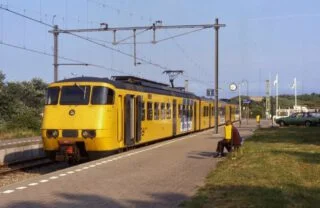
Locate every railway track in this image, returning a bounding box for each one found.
[0,157,56,175]
[0,157,71,188]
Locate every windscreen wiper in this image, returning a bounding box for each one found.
[74,83,87,99]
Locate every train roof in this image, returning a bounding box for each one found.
[56,76,198,99]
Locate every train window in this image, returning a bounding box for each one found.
[154,102,159,120]
[60,85,90,105]
[141,102,145,121]
[147,102,153,120]
[91,86,114,105]
[203,106,206,117]
[219,107,226,116]
[183,105,186,118]
[45,87,59,105]
[161,103,166,120]
[178,104,182,118]
[166,103,171,119]
[186,105,189,118]
[203,106,209,117]
[190,106,193,119]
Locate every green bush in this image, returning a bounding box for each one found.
[6,108,41,131]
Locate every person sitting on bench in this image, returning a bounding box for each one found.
[214,120,242,158]
[214,120,233,158]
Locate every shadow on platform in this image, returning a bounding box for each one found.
[5,191,189,208]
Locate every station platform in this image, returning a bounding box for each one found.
[0,120,266,208]
[0,137,44,165]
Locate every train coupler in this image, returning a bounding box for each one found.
[56,141,81,164]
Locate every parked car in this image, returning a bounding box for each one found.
[275,112,320,127]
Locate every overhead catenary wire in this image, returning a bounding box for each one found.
[0,5,172,71]
[66,31,173,71]
[115,28,151,44]
[0,5,53,28]
[0,3,101,28]
[156,28,207,43]
[0,5,216,88]
[0,41,130,76]
[165,30,212,80]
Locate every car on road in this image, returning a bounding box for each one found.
[275,112,320,127]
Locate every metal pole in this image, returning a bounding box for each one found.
[53,25,59,82]
[213,18,226,134]
[294,77,297,107]
[214,19,219,134]
[247,81,249,124]
[243,80,249,125]
[276,78,278,117]
[133,29,137,66]
[239,84,242,122]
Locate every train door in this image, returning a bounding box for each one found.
[117,95,123,145]
[172,99,177,136]
[124,94,135,146]
[135,96,142,142]
[209,104,212,127]
[199,101,202,129]
[194,102,197,131]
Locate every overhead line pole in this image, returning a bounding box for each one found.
[214,18,226,134]
[53,25,59,82]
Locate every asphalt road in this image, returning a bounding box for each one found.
[0,120,261,208]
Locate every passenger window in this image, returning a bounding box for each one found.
[203,106,208,117]
[161,103,166,120]
[179,104,182,118]
[141,102,145,121]
[183,105,186,118]
[166,103,171,119]
[147,102,153,120]
[154,102,159,120]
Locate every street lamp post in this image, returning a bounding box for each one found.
[242,80,249,124]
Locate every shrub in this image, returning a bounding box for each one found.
[6,108,41,131]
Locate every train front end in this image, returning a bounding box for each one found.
[41,79,117,163]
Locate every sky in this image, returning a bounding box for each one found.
[0,0,319,98]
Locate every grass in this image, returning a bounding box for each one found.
[181,127,320,208]
[0,129,40,140]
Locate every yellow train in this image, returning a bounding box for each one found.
[42,76,239,163]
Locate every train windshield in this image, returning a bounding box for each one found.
[45,87,60,105]
[91,86,114,105]
[60,85,90,105]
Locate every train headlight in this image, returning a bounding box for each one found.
[82,130,96,139]
[46,130,59,139]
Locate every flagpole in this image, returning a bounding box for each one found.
[276,74,278,116]
[294,78,297,107]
